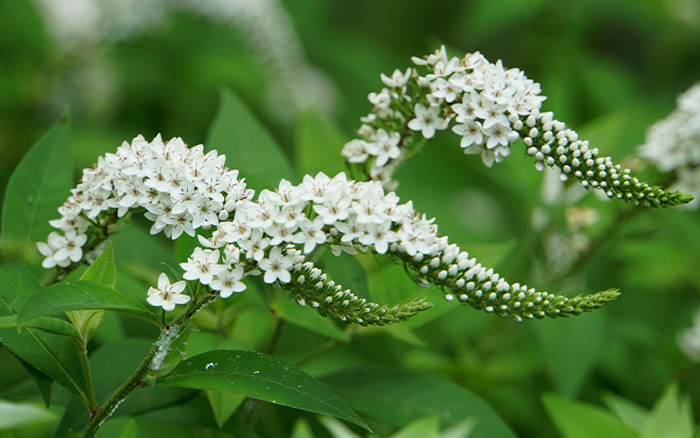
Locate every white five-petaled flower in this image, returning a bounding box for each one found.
[380,68,412,88]
[259,247,293,284]
[210,268,246,298]
[407,104,446,139]
[180,247,225,285]
[147,273,190,311]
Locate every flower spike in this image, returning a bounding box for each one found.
[343,46,692,208]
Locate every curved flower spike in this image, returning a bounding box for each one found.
[343,46,692,208]
[181,172,619,322]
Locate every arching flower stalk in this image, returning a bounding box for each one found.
[178,172,620,322]
[342,46,692,208]
[638,83,700,209]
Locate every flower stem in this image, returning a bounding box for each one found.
[81,293,217,437]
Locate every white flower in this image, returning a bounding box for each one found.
[358,223,398,254]
[53,230,87,263]
[210,268,246,298]
[147,273,190,311]
[407,104,446,139]
[380,68,411,88]
[293,217,327,253]
[452,120,484,148]
[259,247,293,284]
[180,248,225,285]
[372,129,402,166]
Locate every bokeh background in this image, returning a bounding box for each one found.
[1,0,700,436]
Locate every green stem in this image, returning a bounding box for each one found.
[75,340,98,415]
[81,293,217,437]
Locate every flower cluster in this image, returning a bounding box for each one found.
[343,47,692,208]
[175,172,619,322]
[638,83,700,208]
[37,134,252,269]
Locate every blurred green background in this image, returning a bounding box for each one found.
[1,0,700,436]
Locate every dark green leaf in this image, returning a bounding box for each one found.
[206,88,294,191]
[18,280,161,327]
[14,356,53,408]
[295,110,347,177]
[543,393,637,438]
[322,365,515,437]
[0,263,88,404]
[1,109,73,245]
[158,349,368,430]
[0,315,81,340]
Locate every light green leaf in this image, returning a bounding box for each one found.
[323,366,515,437]
[602,392,649,433]
[291,418,315,438]
[0,401,56,430]
[542,393,637,438]
[146,329,191,379]
[0,263,88,404]
[641,384,694,438]
[272,296,349,342]
[318,416,363,438]
[206,391,245,428]
[295,110,347,177]
[389,417,440,438]
[158,349,369,430]
[18,280,161,327]
[534,310,604,397]
[68,241,117,341]
[0,315,81,340]
[1,108,73,245]
[206,88,294,191]
[80,241,116,288]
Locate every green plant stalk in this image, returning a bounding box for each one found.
[75,339,98,415]
[81,292,218,437]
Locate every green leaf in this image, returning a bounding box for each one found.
[272,296,349,342]
[68,241,117,341]
[0,315,81,340]
[291,418,315,438]
[602,392,649,433]
[14,356,53,408]
[320,252,370,299]
[542,393,637,438]
[318,416,363,438]
[0,263,88,404]
[158,349,369,430]
[641,384,694,438]
[18,280,161,327]
[534,310,604,397]
[323,366,515,437]
[389,417,440,438]
[80,241,116,288]
[1,109,73,245]
[206,88,294,191]
[206,391,245,428]
[295,110,347,177]
[0,401,56,430]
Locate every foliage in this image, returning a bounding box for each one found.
[1,1,700,437]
